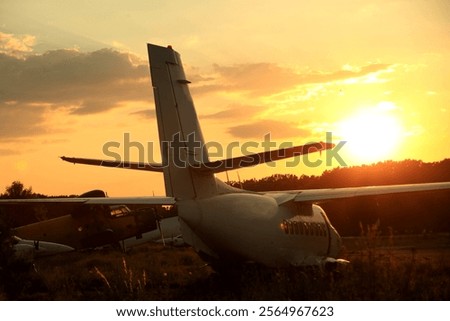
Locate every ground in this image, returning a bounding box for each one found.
[1,233,450,300]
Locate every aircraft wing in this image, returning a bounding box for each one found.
[0,196,175,205]
[290,182,450,203]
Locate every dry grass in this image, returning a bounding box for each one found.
[1,234,450,300]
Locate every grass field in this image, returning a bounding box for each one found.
[2,233,450,300]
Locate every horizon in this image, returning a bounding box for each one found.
[3,157,450,197]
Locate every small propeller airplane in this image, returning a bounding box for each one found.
[2,44,450,267]
[4,190,177,251]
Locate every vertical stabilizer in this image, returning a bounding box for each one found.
[148,44,216,199]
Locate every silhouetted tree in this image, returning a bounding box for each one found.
[2,181,33,199]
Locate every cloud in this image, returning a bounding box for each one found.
[0,32,36,58]
[228,120,311,139]
[201,104,262,120]
[0,48,150,111]
[0,44,393,142]
[193,62,392,97]
[129,109,156,119]
[0,148,21,156]
[0,47,154,140]
[212,63,301,96]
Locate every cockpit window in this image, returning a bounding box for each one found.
[281,219,327,237]
[110,205,132,217]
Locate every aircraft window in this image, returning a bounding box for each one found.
[283,220,289,234]
[320,224,326,237]
[110,205,132,217]
[299,222,304,235]
[295,222,300,234]
[282,220,303,235]
[288,222,294,235]
[282,220,320,236]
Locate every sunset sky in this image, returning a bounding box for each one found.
[1,0,449,196]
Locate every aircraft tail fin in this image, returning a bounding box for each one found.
[148,44,217,199]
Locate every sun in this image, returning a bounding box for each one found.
[337,104,404,164]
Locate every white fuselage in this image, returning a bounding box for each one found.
[178,191,342,267]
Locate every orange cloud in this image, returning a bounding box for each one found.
[0,48,149,108]
[0,32,36,58]
[228,119,310,139]
[0,48,152,139]
[201,104,263,120]
[191,62,393,97]
[0,45,393,142]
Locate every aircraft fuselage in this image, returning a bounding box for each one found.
[178,191,342,267]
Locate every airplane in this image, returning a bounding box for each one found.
[4,189,177,251]
[1,43,450,268]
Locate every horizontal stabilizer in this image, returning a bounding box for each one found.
[61,141,333,174]
[61,156,164,172]
[197,141,334,173]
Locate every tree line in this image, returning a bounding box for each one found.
[229,159,450,191]
[1,159,450,235]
